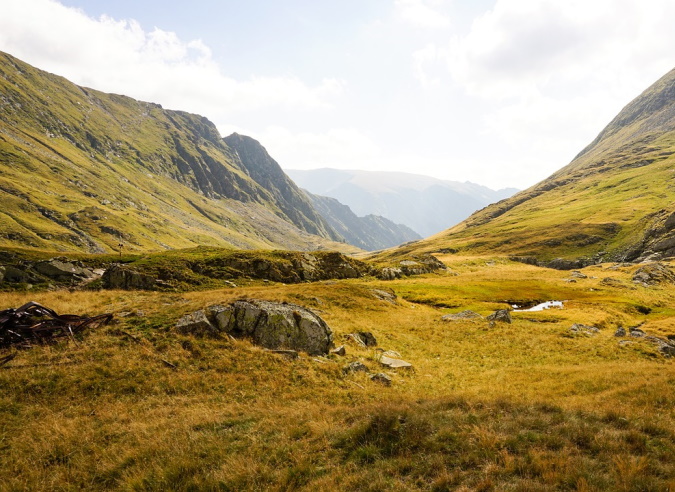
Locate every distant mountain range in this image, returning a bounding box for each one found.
[285,168,518,237]
[391,65,675,266]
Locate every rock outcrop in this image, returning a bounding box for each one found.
[176,299,334,355]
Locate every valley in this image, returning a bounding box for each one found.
[0,50,674,491]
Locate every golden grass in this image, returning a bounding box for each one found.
[1,257,674,490]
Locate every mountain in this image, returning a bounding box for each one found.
[0,51,354,253]
[393,66,675,265]
[285,168,518,237]
[303,191,421,251]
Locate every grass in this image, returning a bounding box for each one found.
[1,256,674,490]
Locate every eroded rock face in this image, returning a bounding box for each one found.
[215,299,333,355]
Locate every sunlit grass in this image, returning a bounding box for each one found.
[0,257,674,490]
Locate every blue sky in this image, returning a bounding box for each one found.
[1,0,674,189]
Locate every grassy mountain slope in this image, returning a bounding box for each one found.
[392,67,675,264]
[0,51,348,253]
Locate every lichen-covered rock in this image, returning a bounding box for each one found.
[344,361,368,373]
[379,267,402,280]
[369,373,392,386]
[215,299,333,355]
[175,310,218,336]
[569,323,599,335]
[487,309,512,323]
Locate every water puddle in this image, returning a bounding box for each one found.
[512,301,564,312]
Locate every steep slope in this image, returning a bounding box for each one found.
[0,51,348,253]
[305,192,421,251]
[222,133,340,241]
[286,168,517,237]
[394,66,675,265]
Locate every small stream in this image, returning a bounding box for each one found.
[512,300,564,312]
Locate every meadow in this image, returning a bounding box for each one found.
[0,255,674,491]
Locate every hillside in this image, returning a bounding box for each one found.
[390,66,675,265]
[304,192,421,251]
[286,168,518,237]
[0,51,351,253]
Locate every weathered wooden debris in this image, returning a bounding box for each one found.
[0,301,112,348]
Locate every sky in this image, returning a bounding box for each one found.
[1,0,674,190]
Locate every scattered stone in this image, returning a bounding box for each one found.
[487,309,512,324]
[564,279,577,283]
[357,331,377,347]
[344,333,366,347]
[331,345,346,356]
[614,326,626,337]
[379,267,402,280]
[569,323,599,335]
[369,373,392,386]
[371,288,397,304]
[600,277,625,288]
[442,310,483,321]
[629,327,646,338]
[344,361,368,373]
[618,340,635,346]
[570,271,588,279]
[175,310,218,337]
[632,262,675,286]
[379,355,413,369]
[224,280,237,288]
[213,299,333,355]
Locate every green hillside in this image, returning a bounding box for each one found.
[392,67,675,265]
[0,52,348,254]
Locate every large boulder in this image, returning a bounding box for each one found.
[214,299,333,355]
[34,259,94,282]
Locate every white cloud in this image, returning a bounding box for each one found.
[0,0,343,118]
[234,126,383,170]
[394,0,451,29]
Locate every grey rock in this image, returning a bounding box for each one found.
[614,326,626,337]
[331,345,346,356]
[632,262,675,286]
[570,323,599,335]
[3,266,31,283]
[379,267,402,280]
[369,373,392,386]
[371,288,397,304]
[102,265,158,290]
[344,361,368,373]
[357,331,377,347]
[547,258,583,270]
[34,259,93,281]
[214,299,333,355]
[379,355,412,369]
[0,266,5,283]
[630,328,646,337]
[442,310,483,321]
[487,309,512,323]
[176,310,218,336]
[344,333,366,347]
[570,271,588,279]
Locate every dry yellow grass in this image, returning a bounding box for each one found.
[0,256,674,490]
